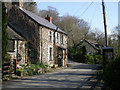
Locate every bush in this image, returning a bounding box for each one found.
[86,55,94,64]
[103,57,120,90]
[95,55,102,64]
[85,55,102,64]
[28,63,38,75]
[17,63,49,76]
[16,69,24,76]
[26,68,33,76]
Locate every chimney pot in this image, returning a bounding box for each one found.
[12,0,22,8]
[19,0,22,8]
[45,15,52,23]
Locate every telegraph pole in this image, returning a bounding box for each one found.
[102,0,108,47]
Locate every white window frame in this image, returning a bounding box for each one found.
[61,35,64,45]
[48,46,53,61]
[48,31,52,42]
[56,32,60,43]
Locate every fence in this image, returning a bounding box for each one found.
[2,59,17,80]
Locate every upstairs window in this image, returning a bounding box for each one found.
[57,33,59,43]
[49,31,52,42]
[61,35,64,45]
[8,40,15,52]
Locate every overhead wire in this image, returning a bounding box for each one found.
[89,2,99,30]
[78,1,94,19]
[73,3,88,16]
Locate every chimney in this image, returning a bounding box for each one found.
[45,15,52,23]
[12,0,22,8]
[19,0,22,8]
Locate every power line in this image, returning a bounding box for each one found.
[78,1,94,18]
[89,2,98,29]
[73,3,87,16]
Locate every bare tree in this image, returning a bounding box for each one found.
[39,7,90,47]
[87,29,105,46]
[110,26,120,57]
[23,2,37,13]
[5,1,37,13]
[56,15,90,47]
[38,6,60,24]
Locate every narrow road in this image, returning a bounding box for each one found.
[3,61,102,89]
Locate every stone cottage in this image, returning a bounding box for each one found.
[7,2,68,67]
[7,25,27,65]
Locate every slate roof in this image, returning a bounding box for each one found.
[75,39,100,51]
[7,26,24,40]
[20,8,66,35]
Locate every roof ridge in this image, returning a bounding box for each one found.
[19,7,66,34]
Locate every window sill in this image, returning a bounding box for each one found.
[49,60,53,61]
[8,51,15,52]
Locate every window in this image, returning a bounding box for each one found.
[49,47,53,61]
[8,40,15,52]
[61,35,64,45]
[57,33,59,43]
[49,31,52,42]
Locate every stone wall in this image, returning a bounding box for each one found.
[40,27,54,65]
[8,6,40,63]
[18,40,27,64]
[40,27,68,66]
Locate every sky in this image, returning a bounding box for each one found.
[36,1,118,35]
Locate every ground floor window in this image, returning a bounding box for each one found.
[49,47,53,61]
[8,40,15,52]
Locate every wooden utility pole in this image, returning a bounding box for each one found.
[102,0,108,47]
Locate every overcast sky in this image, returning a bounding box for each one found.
[36,1,118,35]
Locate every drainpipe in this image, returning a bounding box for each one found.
[53,27,58,64]
[40,27,43,64]
[16,40,18,62]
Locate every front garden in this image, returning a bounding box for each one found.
[16,63,49,77]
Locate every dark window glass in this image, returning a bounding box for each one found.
[8,40,15,52]
[49,31,52,42]
[50,47,52,60]
[61,35,64,45]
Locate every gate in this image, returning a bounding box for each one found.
[2,59,17,80]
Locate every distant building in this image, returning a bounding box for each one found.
[76,39,102,55]
[7,1,68,67]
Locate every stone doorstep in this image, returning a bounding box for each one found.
[94,86,102,90]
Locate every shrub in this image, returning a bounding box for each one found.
[16,63,49,76]
[26,68,33,76]
[95,55,102,64]
[16,69,24,76]
[103,57,120,90]
[85,55,102,64]
[85,55,94,64]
